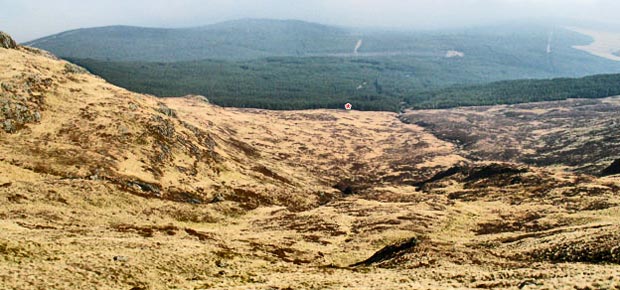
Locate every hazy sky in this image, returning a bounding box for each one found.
[2,0,619,42]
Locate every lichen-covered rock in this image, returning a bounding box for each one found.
[3,119,15,133]
[0,101,42,133]
[24,74,53,99]
[0,31,17,49]
[157,104,177,118]
[1,82,15,92]
[64,63,88,74]
[186,95,210,103]
[1,77,46,133]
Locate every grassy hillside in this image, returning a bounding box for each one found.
[4,39,620,289]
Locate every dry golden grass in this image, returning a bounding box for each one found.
[1,43,620,289]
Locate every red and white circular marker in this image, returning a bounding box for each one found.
[344,103,352,110]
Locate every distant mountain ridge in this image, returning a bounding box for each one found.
[26,19,357,61]
[22,19,605,61]
[24,18,620,111]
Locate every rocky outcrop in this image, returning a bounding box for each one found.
[350,237,419,267]
[0,31,17,49]
[601,159,620,176]
[0,103,41,133]
[0,74,51,133]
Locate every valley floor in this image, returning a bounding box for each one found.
[2,160,620,289]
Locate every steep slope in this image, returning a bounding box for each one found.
[1,34,620,289]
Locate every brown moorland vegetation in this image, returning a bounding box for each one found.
[1,33,619,289]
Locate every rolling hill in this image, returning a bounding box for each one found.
[25,19,620,110]
[25,19,355,61]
